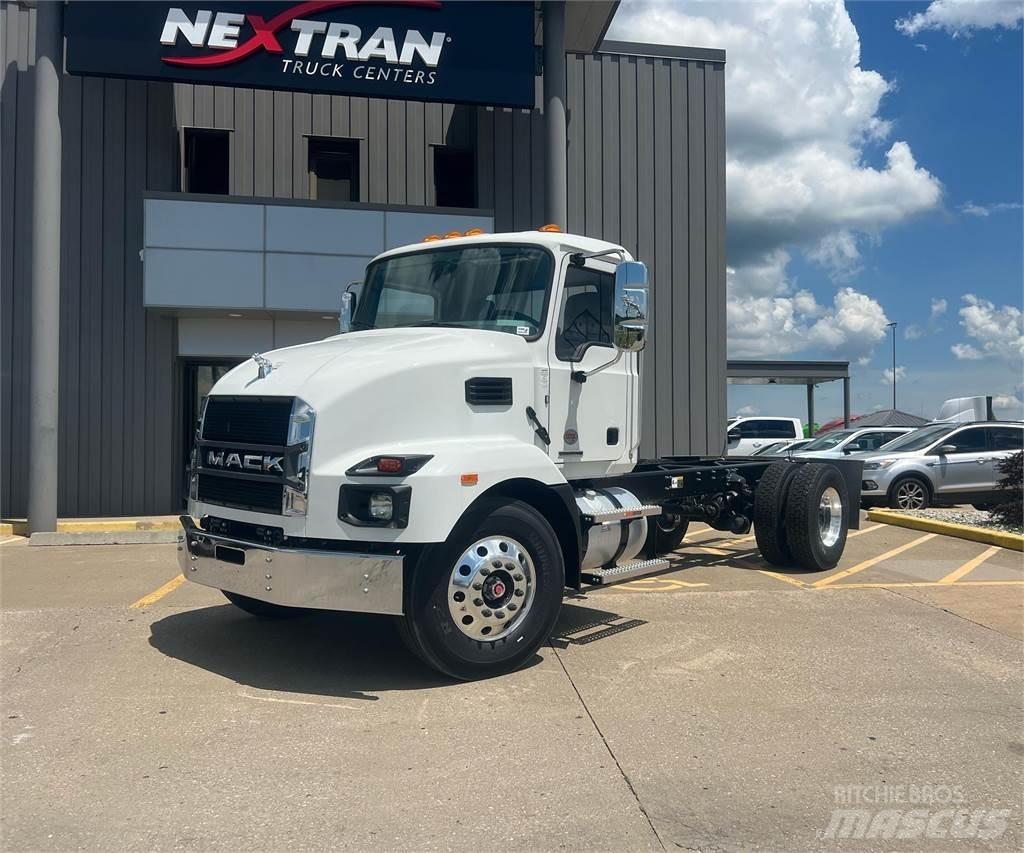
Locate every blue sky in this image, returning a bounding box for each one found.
[611,1,1024,424]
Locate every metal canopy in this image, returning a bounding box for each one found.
[727,360,851,435]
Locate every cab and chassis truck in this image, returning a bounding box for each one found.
[179,230,861,680]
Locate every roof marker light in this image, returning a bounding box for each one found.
[423,234,442,242]
[538,224,562,233]
[464,227,484,236]
[444,230,463,239]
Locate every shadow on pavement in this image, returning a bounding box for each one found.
[149,601,643,698]
[149,605,456,699]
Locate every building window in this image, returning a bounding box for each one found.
[433,147,476,208]
[309,138,360,202]
[183,128,229,195]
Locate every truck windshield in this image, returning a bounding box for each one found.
[353,245,554,338]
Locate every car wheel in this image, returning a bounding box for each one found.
[784,463,849,571]
[397,497,565,681]
[888,476,930,510]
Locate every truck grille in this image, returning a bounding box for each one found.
[195,396,303,515]
[196,474,283,514]
[202,397,293,445]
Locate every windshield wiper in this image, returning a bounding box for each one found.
[393,321,466,329]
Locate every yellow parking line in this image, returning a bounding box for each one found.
[938,546,1001,584]
[695,546,732,556]
[758,570,807,588]
[819,580,1024,590]
[848,524,882,539]
[814,533,937,587]
[130,574,185,609]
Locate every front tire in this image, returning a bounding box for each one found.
[398,497,565,681]
[888,476,931,510]
[784,463,849,571]
[222,590,304,619]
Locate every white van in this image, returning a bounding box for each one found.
[726,417,804,456]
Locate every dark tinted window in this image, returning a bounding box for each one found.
[309,137,359,201]
[987,427,1024,451]
[557,266,614,360]
[941,428,987,453]
[434,147,476,208]
[184,128,229,195]
[733,420,796,439]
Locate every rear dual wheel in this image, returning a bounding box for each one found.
[398,497,565,681]
[754,461,849,571]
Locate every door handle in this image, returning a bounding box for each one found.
[976,458,988,464]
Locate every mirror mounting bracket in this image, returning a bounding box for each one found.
[569,247,628,267]
[571,349,624,383]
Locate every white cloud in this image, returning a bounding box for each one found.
[959,201,1023,217]
[931,298,948,321]
[951,295,1024,361]
[882,366,907,384]
[736,404,760,417]
[727,286,889,361]
[905,324,924,340]
[896,0,1024,37]
[611,0,942,364]
[992,388,1024,419]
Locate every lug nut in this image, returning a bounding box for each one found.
[472,582,483,591]
[480,568,491,576]
[507,603,517,611]
[473,598,483,607]
[482,609,493,617]
[494,610,505,619]
[514,589,524,597]
[513,573,523,581]
[492,559,502,568]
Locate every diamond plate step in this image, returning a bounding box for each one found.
[581,557,671,586]
[582,505,662,525]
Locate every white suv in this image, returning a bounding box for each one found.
[726,417,803,456]
[860,422,1024,509]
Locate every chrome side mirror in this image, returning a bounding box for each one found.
[339,281,360,333]
[613,261,648,352]
[937,444,957,455]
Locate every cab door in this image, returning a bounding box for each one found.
[546,258,637,477]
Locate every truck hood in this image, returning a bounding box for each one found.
[212,327,533,400]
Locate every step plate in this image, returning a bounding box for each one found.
[583,505,662,525]
[581,557,671,586]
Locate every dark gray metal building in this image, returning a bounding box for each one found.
[1,1,726,518]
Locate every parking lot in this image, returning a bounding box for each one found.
[2,517,1022,851]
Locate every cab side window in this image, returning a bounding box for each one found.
[942,428,987,453]
[556,266,614,360]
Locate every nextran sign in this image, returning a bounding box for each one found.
[65,1,536,108]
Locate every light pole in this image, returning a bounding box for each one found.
[886,322,897,410]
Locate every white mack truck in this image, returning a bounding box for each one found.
[179,228,861,680]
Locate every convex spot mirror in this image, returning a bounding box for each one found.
[339,281,361,333]
[614,260,648,352]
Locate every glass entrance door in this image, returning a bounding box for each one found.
[181,360,242,506]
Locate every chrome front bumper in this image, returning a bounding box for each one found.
[177,517,404,615]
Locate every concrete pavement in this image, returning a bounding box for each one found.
[1,522,1021,851]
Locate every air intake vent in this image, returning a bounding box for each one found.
[202,396,294,445]
[465,377,513,407]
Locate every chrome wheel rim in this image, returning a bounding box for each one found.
[895,481,926,510]
[447,536,536,642]
[818,487,843,548]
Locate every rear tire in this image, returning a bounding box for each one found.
[888,476,931,510]
[640,512,689,558]
[784,464,849,571]
[754,462,799,566]
[398,497,565,681]
[222,590,305,619]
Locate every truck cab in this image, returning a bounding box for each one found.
[180,229,861,680]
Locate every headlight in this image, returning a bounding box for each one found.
[864,458,896,471]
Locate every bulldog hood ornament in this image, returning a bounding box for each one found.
[252,352,274,379]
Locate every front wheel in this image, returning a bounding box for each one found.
[398,497,565,681]
[888,476,930,510]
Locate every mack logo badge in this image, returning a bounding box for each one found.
[206,450,285,473]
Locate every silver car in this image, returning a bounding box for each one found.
[859,421,1024,509]
[793,426,915,460]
